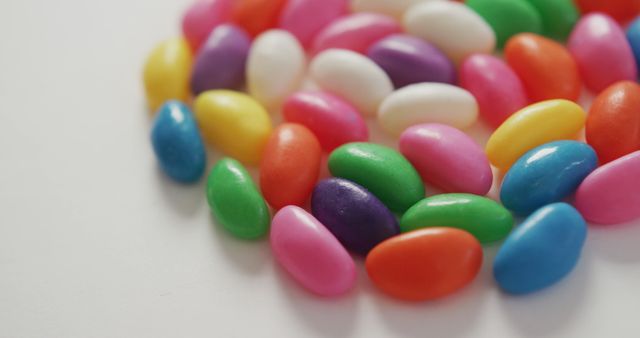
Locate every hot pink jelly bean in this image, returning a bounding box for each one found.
[311,13,402,55]
[270,206,356,297]
[399,123,493,196]
[181,0,234,51]
[568,13,637,93]
[574,151,640,225]
[282,91,369,152]
[460,54,528,128]
[278,0,348,49]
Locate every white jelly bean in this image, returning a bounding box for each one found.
[351,0,443,20]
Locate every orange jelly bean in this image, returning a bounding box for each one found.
[231,0,288,37]
[586,81,640,164]
[260,123,322,209]
[575,0,640,24]
[505,33,582,102]
[365,227,482,301]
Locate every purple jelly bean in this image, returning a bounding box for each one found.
[311,178,399,255]
[190,24,251,95]
[367,34,456,88]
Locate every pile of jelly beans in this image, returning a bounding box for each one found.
[144,0,640,301]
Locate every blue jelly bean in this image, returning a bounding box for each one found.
[151,100,207,183]
[493,203,587,294]
[627,17,640,73]
[500,140,597,215]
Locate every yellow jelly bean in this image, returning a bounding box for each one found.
[143,37,192,112]
[194,90,272,165]
[486,99,586,171]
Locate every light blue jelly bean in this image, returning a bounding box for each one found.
[151,100,207,183]
[627,16,640,74]
[500,140,597,215]
[493,203,587,294]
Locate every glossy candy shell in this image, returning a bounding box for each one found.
[466,0,542,48]
[143,38,192,111]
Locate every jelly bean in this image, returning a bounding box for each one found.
[194,90,272,165]
[378,83,478,136]
[404,1,495,63]
[366,227,482,301]
[181,0,234,51]
[628,17,640,70]
[401,194,513,243]
[271,206,356,296]
[523,0,578,41]
[142,37,192,111]
[460,54,528,128]
[310,49,393,116]
[568,14,637,93]
[351,0,444,20]
[485,100,586,171]
[311,178,400,255]
[311,13,402,55]
[260,124,322,209]
[282,91,368,152]
[494,203,587,294]
[466,0,542,48]
[501,141,597,215]
[586,81,640,164]
[574,151,640,225]
[367,34,456,88]
[247,30,306,109]
[278,0,348,49]
[151,101,206,183]
[231,0,288,37]
[505,33,581,102]
[328,143,424,213]
[399,124,492,195]
[575,0,640,24]
[206,158,270,239]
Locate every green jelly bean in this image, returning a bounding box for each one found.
[467,0,542,48]
[400,193,514,243]
[328,142,424,213]
[525,0,578,41]
[206,158,270,239]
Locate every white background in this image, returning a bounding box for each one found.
[1,0,640,337]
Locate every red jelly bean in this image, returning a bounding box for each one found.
[586,81,640,164]
[575,0,640,24]
[231,0,288,37]
[260,123,322,209]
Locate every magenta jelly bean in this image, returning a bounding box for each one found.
[278,0,348,49]
[181,0,234,51]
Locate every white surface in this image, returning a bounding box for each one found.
[1,1,640,337]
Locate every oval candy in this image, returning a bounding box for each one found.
[501,141,598,215]
[400,194,513,243]
[523,0,578,41]
[282,91,368,152]
[181,0,234,51]
[271,206,356,296]
[278,0,348,49]
[207,158,270,239]
[574,151,640,225]
[378,83,478,136]
[494,203,587,294]
[310,49,393,116]
[190,24,251,95]
[460,54,528,128]
[485,99,586,171]
[367,34,456,88]
[247,30,306,109]
[311,178,400,255]
[231,0,288,37]
[628,17,640,71]
[399,123,492,195]
[194,90,272,165]
[328,143,424,213]
[143,37,192,112]
[151,101,206,183]
[575,0,640,24]
[260,123,322,209]
[466,0,543,48]
[351,0,444,20]
[366,227,483,301]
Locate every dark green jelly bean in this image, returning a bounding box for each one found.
[328,143,424,213]
[525,0,579,40]
[400,193,514,243]
[467,0,543,48]
[206,158,270,239]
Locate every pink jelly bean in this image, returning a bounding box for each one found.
[181,0,234,51]
[460,54,528,128]
[278,0,348,49]
[574,151,640,225]
[399,123,493,195]
[270,206,356,296]
[310,13,402,55]
[568,13,637,93]
[282,91,369,152]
